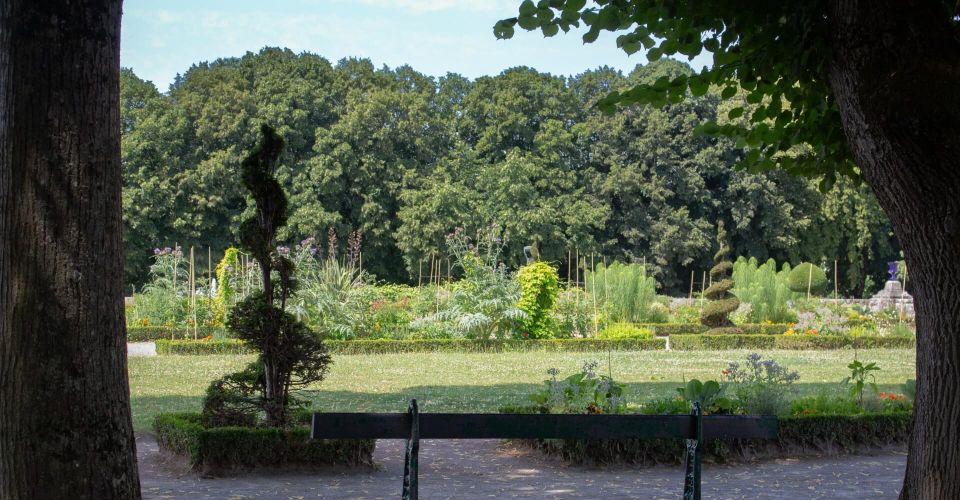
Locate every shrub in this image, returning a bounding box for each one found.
[412,226,526,339]
[597,323,654,340]
[153,412,374,474]
[731,257,798,323]
[550,287,594,338]
[127,326,224,342]
[723,353,799,416]
[788,262,828,296]
[586,261,661,323]
[701,222,740,332]
[202,125,332,428]
[516,261,560,339]
[668,334,914,350]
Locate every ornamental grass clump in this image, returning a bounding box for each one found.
[701,221,741,334]
[201,125,331,428]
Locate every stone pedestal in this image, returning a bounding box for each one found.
[868,280,914,315]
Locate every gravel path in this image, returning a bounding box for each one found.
[137,434,905,499]
[128,342,157,357]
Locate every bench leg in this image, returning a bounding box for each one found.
[402,399,420,500]
[683,402,702,500]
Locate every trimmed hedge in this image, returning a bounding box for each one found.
[669,334,915,350]
[640,323,789,336]
[156,337,667,355]
[127,326,224,342]
[500,406,910,465]
[153,412,374,474]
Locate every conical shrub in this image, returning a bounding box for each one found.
[701,221,741,334]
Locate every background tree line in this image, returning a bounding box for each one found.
[121,47,898,296]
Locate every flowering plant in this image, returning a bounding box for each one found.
[529,361,627,414]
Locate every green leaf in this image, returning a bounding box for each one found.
[695,122,720,135]
[721,86,737,99]
[689,77,708,97]
[582,29,600,43]
[727,107,744,119]
[542,23,559,37]
[519,0,537,16]
[647,47,663,61]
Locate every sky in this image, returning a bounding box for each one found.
[121,0,710,92]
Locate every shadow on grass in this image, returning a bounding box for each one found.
[132,381,910,432]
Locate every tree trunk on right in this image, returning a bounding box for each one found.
[829,2,960,498]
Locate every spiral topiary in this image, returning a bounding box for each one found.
[700,221,741,334]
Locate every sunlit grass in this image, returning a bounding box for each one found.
[129,348,916,431]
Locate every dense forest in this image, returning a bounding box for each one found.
[121,47,898,296]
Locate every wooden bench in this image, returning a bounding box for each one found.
[311,400,778,499]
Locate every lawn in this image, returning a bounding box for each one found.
[129,348,916,431]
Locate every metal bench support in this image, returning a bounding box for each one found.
[683,402,703,500]
[402,399,420,500]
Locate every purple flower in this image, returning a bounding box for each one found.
[153,248,161,255]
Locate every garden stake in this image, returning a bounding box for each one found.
[689,270,694,300]
[591,253,598,337]
[807,263,813,300]
[834,260,840,315]
[699,271,706,315]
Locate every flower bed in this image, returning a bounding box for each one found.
[153,412,374,475]
[499,406,910,465]
[127,326,223,342]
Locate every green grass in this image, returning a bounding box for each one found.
[129,348,916,431]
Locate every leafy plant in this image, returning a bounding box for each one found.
[788,262,828,296]
[412,226,526,339]
[676,379,733,414]
[723,353,799,415]
[586,261,660,323]
[516,261,560,338]
[597,323,654,340]
[842,358,881,407]
[529,361,627,414]
[731,257,798,323]
[701,221,740,333]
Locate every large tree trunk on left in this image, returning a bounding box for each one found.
[829,1,960,498]
[0,1,141,498]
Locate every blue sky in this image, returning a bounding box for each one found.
[121,0,710,91]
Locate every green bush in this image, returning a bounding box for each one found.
[788,263,828,296]
[732,257,798,323]
[152,412,374,474]
[516,261,560,339]
[156,337,667,355]
[500,410,910,464]
[586,261,661,323]
[670,334,915,350]
[597,323,654,340]
[701,222,739,331]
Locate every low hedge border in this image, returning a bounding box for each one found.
[669,334,915,350]
[155,337,667,355]
[127,326,223,342]
[644,323,789,336]
[500,406,910,465]
[131,323,788,342]
[153,412,375,475]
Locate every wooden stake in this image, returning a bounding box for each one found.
[591,253,598,336]
[806,263,814,300]
[700,271,707,315]
[417,259,423,289]
[602,256,609,310]
[688,270,695,301]
[567,249,572,287]
[575,248,580,287]
[834,260,839,314]
[190,246,197,340]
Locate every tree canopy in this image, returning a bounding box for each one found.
[120,48,899,295]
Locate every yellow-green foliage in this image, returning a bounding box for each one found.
[586,261,660,323]
[597,323,655,340]
[213,247,240,324]
[516,261,560,338]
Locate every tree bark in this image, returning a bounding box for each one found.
[0,1,140,498]
[829,2,960,498]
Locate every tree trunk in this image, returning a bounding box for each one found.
[0,1,140,498]
[829,2,960,498]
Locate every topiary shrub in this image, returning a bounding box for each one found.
[701,221,741,334]
[516,261,560,338]
[201,125,332,428]
[597,323,654,340]
[788,262,828,296]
